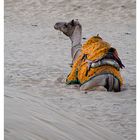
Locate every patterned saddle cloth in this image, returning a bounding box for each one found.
[66,35,125,86]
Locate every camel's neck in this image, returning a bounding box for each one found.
[70,25,82,61]
[70,25,82,47]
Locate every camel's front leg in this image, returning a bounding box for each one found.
[80,74,120,92]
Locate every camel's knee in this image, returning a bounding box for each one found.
[80,84,88,91]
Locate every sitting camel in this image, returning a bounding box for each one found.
[54,19,125,92]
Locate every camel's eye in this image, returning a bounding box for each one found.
[64,23,68,27]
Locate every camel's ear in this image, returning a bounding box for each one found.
[71,19,75,26]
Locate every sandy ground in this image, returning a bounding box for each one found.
[4,0,136,140]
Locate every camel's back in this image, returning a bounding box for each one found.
[82,36,111,61]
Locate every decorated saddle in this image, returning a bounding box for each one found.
[66,35,125,86]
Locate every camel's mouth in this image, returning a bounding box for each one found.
[54,22,65,30]
[54,22,68,31]
[54,24,59,30]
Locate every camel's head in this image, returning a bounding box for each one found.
[54,19,81,37]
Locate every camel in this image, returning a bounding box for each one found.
[54,19,124,92]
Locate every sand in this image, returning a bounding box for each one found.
[4,0,136,140]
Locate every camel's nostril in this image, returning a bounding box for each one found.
[54,24,57,29]
[54,23,59,29]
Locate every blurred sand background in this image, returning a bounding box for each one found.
[4,0,136,140]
